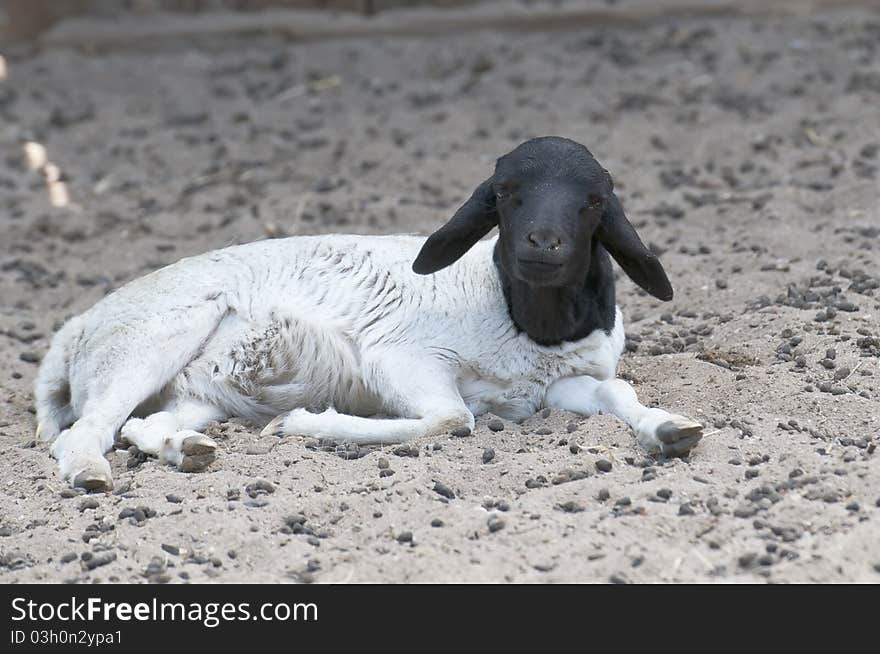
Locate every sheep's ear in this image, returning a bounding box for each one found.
[412,177,498,274]
[597,192,674,301]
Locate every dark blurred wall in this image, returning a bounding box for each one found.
[0,0,475,41]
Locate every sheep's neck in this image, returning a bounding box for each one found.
[493,240,616,346]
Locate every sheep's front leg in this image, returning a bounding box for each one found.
[262,355,473,444]
[545,375,703,456]
[120,400,225,472]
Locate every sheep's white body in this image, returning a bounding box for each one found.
[36,234,700,490]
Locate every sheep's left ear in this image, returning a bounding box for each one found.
[596,191,674,301]
[412,177,497,274]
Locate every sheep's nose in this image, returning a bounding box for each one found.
[527,231,562,251]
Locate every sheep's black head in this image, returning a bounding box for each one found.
[412,136,673,301]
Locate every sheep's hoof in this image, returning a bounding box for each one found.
[656,419,703,457]
[260,414,286,438]
[73,469,113,493]
[178,435,217,473]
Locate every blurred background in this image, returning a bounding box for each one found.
[3,0,474,41]
[1,0,878,308]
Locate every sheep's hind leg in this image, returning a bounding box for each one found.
[51,423,115,492]
[121,400,224,472]
[51,300,230,490]
[261,355,473,444]
[261,406,470,444]
[545,375,703,457]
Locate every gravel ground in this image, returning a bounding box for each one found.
[0,3,879,583]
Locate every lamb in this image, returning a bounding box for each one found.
[35,136,703,491]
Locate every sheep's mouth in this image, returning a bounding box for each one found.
[516,258,565,283]
[518,258,563,271]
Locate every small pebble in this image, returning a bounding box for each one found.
[245,480,275,498]
[433,481,455,499]
[78,498,99,512]
[738,552,757,568]
[83,552,116,571]
[556,500,585,513]
[487,517,505,533]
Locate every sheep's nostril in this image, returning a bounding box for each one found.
[527,232,562,251]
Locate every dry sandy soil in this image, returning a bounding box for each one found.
[1,2,879,584]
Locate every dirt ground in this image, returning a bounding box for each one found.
[1,2,879,584]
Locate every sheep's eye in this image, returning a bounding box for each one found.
[587,194,603,210]
[495,188,511,200]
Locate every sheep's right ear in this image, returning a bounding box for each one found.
[412,178,498,274]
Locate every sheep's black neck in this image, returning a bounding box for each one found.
[493,239,616,346]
